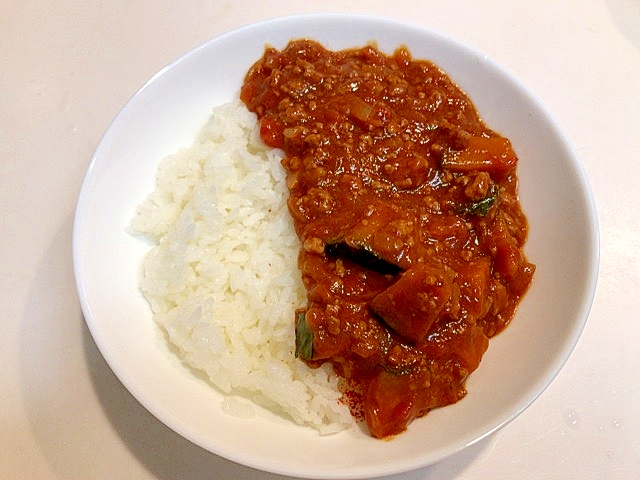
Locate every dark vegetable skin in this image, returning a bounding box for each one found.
[325,241,402,276]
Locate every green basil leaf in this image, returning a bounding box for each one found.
[458,184,499,216]
[295,310,314,360]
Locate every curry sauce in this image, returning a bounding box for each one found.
[241,39,534,438]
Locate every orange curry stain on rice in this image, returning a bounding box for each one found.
[241,40,534,438]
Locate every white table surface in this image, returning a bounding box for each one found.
[2,1,639,478]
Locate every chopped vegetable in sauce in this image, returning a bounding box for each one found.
[241,39,535,438]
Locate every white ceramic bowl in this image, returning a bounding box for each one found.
[73,13,599,479]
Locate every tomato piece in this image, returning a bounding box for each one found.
[450,323,489,373]
[370,265,452,343]
[442,136,518,172]
[259,116,284,148]
[365,369,424,438]
[456,257,492,321]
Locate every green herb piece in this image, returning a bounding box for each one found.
[295,310,314,360]
[458,185,499,216]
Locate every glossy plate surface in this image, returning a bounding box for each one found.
[73,13,599,479]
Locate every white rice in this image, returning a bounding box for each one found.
[129,99,352,434]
